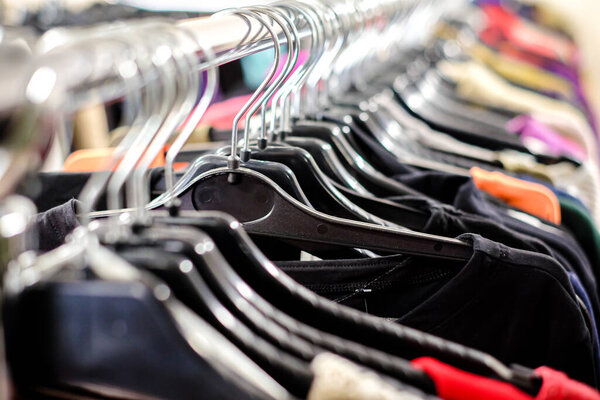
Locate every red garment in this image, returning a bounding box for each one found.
[535,367,600,400]
[412,358,600,400]
[479,4,578,66]
[479,30,558,69]
[412,357,533,400]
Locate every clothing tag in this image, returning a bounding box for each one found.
[300,251,322,262]
[506,209,543,228]
[355,288,372,314]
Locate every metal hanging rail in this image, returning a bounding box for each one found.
[20,0,457,112]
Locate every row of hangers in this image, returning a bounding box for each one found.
[1,0,552,398]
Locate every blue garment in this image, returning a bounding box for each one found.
[569,271,600,383]
[240,48,276,90]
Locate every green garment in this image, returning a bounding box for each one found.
[560,196,600,280]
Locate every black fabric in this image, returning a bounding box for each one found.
[5,279,265,400]
[276,234,597,387]
[318,121,594,301]
[29,172,93,213]
[34,199,80,252]
[354,125,600,327]
[380,195,554,256]
[28,170,165,213]
[393,170,600,325]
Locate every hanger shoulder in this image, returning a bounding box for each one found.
[186,168,472,261]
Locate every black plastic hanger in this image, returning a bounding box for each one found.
[153,153,312,206]
[282,136,372,195]
[372,89,503,166]
[279,119,423,197]
[155,211,542,396]
[110,231,314,398]
[312,96,472,177]
[4,236,290,400]
[403,66,520,135]
[145,152,374,260]
[247,145,393,226]
[283,133,434,232]
[300,111,421,197]
[328,180,431,230]
[173,167,472,260]
[394,76,529,151]
[144,217,440,394]
[128,223,439,394]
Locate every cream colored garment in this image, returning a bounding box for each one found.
[72,104,110,149]
[438,60,600,225]
[498,151,576,182]
[438,60,596,160]
[468,43,574,99]
[308,353,427,400]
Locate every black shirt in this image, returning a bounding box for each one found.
[385,195,555,256]
[277,234,597,387]
[35,199,80,252]
[393,170,600,324]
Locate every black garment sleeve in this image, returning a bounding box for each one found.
[35,199,80,252]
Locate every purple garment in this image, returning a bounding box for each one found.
[545,62,598,134]
[474,0,503,4]
[507,115,587,161]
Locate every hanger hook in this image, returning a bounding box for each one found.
[300,0,337,116]
[241,5,299,151]
[268,2,315,135]
[317,0,349,107]
[217,8,281,174]
[286,1,326,120]
[163,27,219,205]
[325,0,358,95]
[104,23,178,222]
[131,24,202,221]
[78,23,164,225]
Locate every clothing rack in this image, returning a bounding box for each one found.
[5,1,600,399]
[23,0,463,114]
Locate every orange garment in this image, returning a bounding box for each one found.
[470,167,561,224]
[63,147,188,173]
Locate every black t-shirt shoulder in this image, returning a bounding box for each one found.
[277,234,596,386]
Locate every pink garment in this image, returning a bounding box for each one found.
[180,94,252,131]
[275,49,309,79]
[507,115,587,161]
[180,50,309,131]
